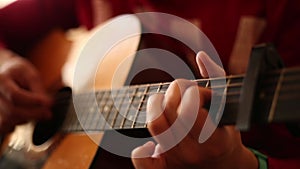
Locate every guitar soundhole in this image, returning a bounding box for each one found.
[32,87,72,145]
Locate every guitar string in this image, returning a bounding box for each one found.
[59,67,300,131]
[68,96,300,132]
[119,87,137,128]
[57,66,300,104]
[62,65,300,101]
[56,70,300,111]
[57,68,299,126]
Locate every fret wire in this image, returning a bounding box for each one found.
[131,85,149,128]
[96,90,111,130]
[64,116,78,131]
[120,87,137,128]
[72,95,83,131]
[68,111,80,132]
[72,67,299,105]
[116,81,244,101]
[205,80,210,88]
[266,70,300,100]
[59,66,300,133]
[159,83,169,93]
[197,79,208,87]
[214,77,231,123]
[113,89,127,129]
[81,79,247,129]
[91,90,115,130]
[129,88,139,128]
[92,91,106,131]
[129,88,243,108]
[101,90,120,130]
[157,83,163,92]
[262,67,300,87]
[75,94,90,131]
[57,79,242,108]
[88,106,101,131]
[67,86,266,130]
[115,88,130,129]
[110,89,122,128]
[105,89,246,104]
[78,76,247,108]
[268,69,285,122]
[262,70,300,98]
[102,91,115,130]
[78,92,93,131]
[83,93,101,131]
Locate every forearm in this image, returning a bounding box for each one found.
[218,146,258,169]
[198,140,258,169]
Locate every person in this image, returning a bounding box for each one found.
[0,0,299,168]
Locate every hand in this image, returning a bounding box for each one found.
[131,52,258,169]
[0,49,52,133]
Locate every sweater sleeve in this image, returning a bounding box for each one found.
[0,0,93,56]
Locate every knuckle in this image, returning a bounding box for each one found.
[170,79,183,88]
[8,88,19,101]
[0,78,18,101]
[148,120,164,135]
[28,70,40,81]
[5,105,14,116]
[173,79,193,86]
[168,79,196,95]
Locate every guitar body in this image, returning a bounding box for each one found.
[0,15,144,169]
[90,128,151,169]
[2,14,299,169]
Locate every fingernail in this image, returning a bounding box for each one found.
[146,94,164,123]
[152,144,162,158]
[143,141,155,148]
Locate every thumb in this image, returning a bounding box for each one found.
[132,142,167,169]
[132,141,156,169]
[196,51,225,78]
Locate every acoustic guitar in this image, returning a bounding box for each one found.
[0,15,299,169]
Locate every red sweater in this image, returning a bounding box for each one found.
[1,0,300,168]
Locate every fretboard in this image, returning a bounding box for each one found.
[61,66,300,133]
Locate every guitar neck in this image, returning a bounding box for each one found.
[61,66,300,133]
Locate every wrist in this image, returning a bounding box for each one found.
[201,145,259,169]
[248,148,268,169]
[227,145,259,169]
